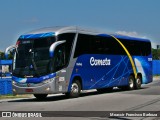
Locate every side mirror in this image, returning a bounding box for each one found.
[49,40,66,58]
[5,45,17,59]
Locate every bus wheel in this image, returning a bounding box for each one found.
[128,75,135,90]
[135,75,142,89]
[34,94,48,100]
[66,80,81,98]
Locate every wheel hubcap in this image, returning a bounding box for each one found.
[137,78,141,85]
[136,78,141,88]
[129,79,134,88]
[71,83,79,93]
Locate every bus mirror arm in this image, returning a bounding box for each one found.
[5,45,17,59]
[49,40,66,58]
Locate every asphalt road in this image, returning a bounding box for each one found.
[0,77,160,120]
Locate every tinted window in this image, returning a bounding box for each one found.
[74,34,151,57]
[58,33,75,65]
[101,36,126,55]
[74,34,126,58]
[53,44,66,71]
[145,42,151,56]
[33,37,54,48]
[74,34,91,58]
[120,39,151,56]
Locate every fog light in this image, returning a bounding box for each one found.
[12,81,16,85]
[13,89,16,92]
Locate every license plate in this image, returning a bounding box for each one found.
[25,89,33,92]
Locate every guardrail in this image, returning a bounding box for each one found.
[153,60,160,75]
[0,78,12,95]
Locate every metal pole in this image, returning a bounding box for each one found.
[157,45,159,59]
[0,54,1,78]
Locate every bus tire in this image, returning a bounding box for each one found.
[66,80,81,98]
[135,75,142,89]
[128,75,135,90]
[34,94,48,100]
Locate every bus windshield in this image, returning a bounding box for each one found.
[13,37,56,77]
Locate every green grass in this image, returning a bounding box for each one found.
[0,94,32,99]
[154,75,160,77]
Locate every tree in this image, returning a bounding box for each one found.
[152,48,160,60]
[0,51,13,60]
[0,51,5,59]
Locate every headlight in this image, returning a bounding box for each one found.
[12,81,16,85]
[43,78,55,84]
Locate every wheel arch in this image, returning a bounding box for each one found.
[68,75,83,91]
[72,76,83,90]
[129,72,142,82]
[137,72,143,83]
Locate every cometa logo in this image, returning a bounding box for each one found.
[90,57,111,66]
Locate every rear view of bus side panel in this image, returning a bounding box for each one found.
[71,54,133,90]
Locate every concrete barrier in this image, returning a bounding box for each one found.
[153,60,160,75]
[0,78,12,95]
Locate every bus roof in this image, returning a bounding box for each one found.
[22,26,77,35]
[19,26,77,39]
[19,26,151,42]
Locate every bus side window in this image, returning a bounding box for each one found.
[54,44,65,71]
[58,33,75,66]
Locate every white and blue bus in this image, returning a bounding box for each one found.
[5,26,152,99]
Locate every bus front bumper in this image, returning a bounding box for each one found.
[12,78,58,94]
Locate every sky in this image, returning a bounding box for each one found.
[0,0,160,51]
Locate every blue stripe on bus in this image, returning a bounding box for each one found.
[19,32,55,39]
[12,73,56,83]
